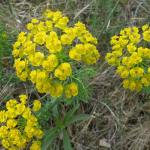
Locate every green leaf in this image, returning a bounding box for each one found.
[63,130,73,150]
[66,114,91,126]
[41,127,58,150]
[55,117,64,129]
[37,100,58,129]
[72,67,96,103]
[63,104,80,126]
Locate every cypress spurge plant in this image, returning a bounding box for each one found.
[12,9,100,98]
[0,95,43,150]
[0,9,101,150]
[106,25,150,92]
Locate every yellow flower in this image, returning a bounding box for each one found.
[22,107,31,119]
[65,82,78,98]
[50,82,63,97]
[30,70,37,83]
[37,21,47,32]
[74,21,87,36]
[54,63,72,80]
[19,94,28,104]
[45,20,53,31]
[2,139,10,149]
[0,126,8,138]
[14,59,26,73]
[16,103,26,115]
[24,126,35,138]
[106,25,150,91]
[31,18,39,24]
[61,34,74,45]
[30,141,41,150]
[52,11,62,22]
[6,108,17,119]
[13,9,100,97]
[42,54,58,71]
[7,119,17,128]
[129,81,136,91]
[123,79,130,89]
[26,115,38,127]
[82,44,100,64]
[55,16,69,29]
[69,43,100,64]
[46,31,62,53]
[120,70,129,78]
[6,99,17,110]
[79,31,98,44]
[34,31,47,45]
[18,71,29,81]
[32,100,41,112]
[127,43,137,53]
[26,23,34,30]
[36,70,48,83]
[34,129,44,139]
[69,49,82,61]
[0,95,43,150]
[143,30,150,42]
[17,32,26,43]
[0,110,7,123]
[29,52,44,66]
[130,67,144,78]
[141,76,150,86]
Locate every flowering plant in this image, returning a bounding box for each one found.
[13,10,100,98]
[0,95,43,150]
[106,25,150,91]
[0,9,101,150]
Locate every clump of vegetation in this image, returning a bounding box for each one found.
[0,22,20,92]
[0,9,100,150]
[0,95,43,150]
[13,10,100,99]
[106,25,150,91]
[0,24,15,80]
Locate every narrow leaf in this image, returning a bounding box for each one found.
[41,127,58,150]
[63,130,73,150]
[64,104,80,125]
[66,114,91,126]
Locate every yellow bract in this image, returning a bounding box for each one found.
[13,9,100,98]
[0,95,43,150]
[65,82,78,99]
[30,141,41,150]
[54,63,72,80]
[42,54,58,71]
[106,25,150,91]
[32,100,41,112]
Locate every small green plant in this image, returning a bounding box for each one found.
[0,23,17,83]
[40,102,91,150]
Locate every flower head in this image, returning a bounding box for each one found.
[106,25,150,91]
[0,95,43,150]
[13,9,100,98]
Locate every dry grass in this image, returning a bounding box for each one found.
[0,0,150,150]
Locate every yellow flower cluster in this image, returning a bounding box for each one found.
[106,25,150,91]
[13,9,100,98]
[0,95,43,150]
